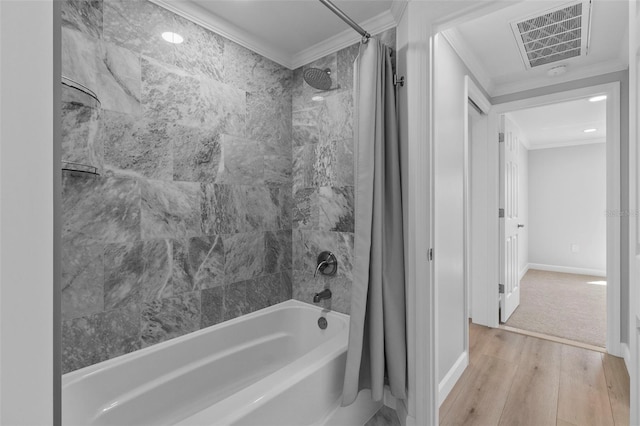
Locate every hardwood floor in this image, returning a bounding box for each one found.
[439,324,630,426]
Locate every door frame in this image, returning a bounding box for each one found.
[487,82,622,356]
[464,75,492,334]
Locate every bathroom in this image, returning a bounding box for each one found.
[1,0,409,424]
[3,1,640,425]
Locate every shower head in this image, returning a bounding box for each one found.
[303,67,333,91]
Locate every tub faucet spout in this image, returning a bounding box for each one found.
[313,289,332,303]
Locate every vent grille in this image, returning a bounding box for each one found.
[511,1,591,69]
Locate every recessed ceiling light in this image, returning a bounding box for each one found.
[162,32,184,44]
[583,128,597,133]
[589,95,607,102]
[312,95,324,102]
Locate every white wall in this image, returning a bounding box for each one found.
[528,143,607,274]
[434,34,467,384]
[0,0,56,424]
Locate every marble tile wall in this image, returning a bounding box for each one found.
[60,0,293,373]
[291,29,396,315]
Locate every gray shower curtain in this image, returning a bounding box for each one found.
[342,38,407,406]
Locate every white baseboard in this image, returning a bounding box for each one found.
[519,263,530,281]
[528,263,606,277]
[438,352,468,406]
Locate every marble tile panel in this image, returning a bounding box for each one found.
[244,272,292,313]
[319,89,353,143]
[172,125,222,183]
[264,230,292,274]
[141,57,205,129]
[335,138,355,186]
[140,179,202,240]
[62,28,142,115]
[168,17,224,82]
[201,185,281,234]
[61,239,104,320]
[141,239,173,301]
[336,43,359,91]
[293,230,354,280]
[101,111,172,180]
[103,0,174,60]
[223,232,265,283]
[62,27,101,99]
[103,0,224,80]
[223,40,292,97]
[95,41,142,115]
[292,270,351,315]
[172,235,224,294]
[200,286,224,328]
[222,280,250,321]
[313,139,333,187]
[318,186,354,232]
[292,107,321,147]
[293,187,319,229]
[314,139,355,187]
[264,153,292,186]
[272,185,292,231]
[217,135,264,185]
[103,241,143,310]
[293,144,316,192]
[200,78,246,137]
[291,67,307,112]
[61,101,103,172]
[62,304,140,373]
[141,291,201,347]
[62,0,103,39]
[246,92,292,153]
[62,173,140,245]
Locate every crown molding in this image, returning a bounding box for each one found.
[492,60,628,97]
[441,27,494,95]
[149,0,399,71]
[390,0,408,23]
[290,9,397,69]
[148,0,295,69]
[527,137,606,150]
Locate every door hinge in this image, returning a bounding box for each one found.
[499,284,505,294]
[428,248,433,261]
[498,132,505,143]
[499,208,505,218]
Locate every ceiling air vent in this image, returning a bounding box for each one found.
[510,1,592,70]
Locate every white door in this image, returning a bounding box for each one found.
[499,115,521,322]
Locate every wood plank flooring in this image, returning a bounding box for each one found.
[439,324,630,426]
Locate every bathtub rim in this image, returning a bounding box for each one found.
[62,299,349,387]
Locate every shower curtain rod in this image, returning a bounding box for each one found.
[318,0,371,41]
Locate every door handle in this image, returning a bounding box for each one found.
[517,224,525,228]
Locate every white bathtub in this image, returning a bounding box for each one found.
[62,299,381,425]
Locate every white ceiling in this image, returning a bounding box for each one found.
[150,0,403,69]
[508,96,607,150]
[444,0,629,96]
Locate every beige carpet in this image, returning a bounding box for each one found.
[505,269,607,347]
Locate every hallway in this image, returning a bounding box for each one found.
[440,324,629,425]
